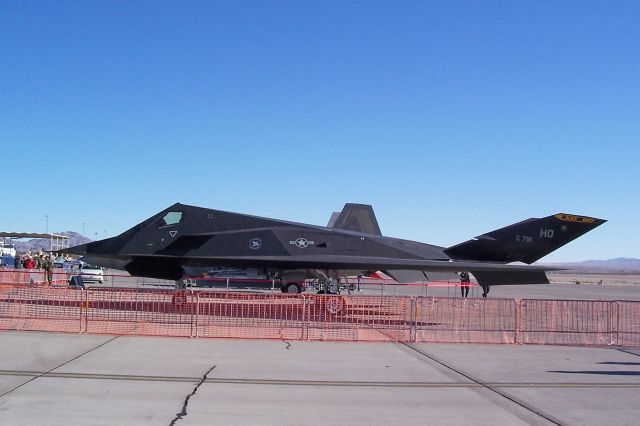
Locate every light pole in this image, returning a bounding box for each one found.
[82,222,85,236]
[45,214,49,234]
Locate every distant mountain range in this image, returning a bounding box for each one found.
[13,232,92,254]
[543,258,640,274]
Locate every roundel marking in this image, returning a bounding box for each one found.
[290,237,315,248]
[249,238,262,250]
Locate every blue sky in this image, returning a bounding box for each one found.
[1,1,638,262]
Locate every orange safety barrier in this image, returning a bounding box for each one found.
[0,285,83,333]
[616,301,640,347]
[0,269,68,286]
[302,294,411,342]
[83,288,193,337]
[413,297,516,344]
[0,284,639,347]
[195,292,306,340]
[517,299,616,346]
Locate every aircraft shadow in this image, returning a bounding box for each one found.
[598,361,640,366]
[549,370,640,376]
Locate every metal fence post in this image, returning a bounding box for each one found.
[82,289,88,334]
[189,290,194,338]
[615,301,620,346]
[302,295,308,341]
[189,291,200,338]
[79,288,84,334]
[608,301,613,346]
[409,297,416,343]
[514,299,520,344]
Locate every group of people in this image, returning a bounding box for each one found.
[15,252,50,270]
[13,252,56,284]
[459,272,491,298]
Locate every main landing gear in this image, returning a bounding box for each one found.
[315,277,339,295]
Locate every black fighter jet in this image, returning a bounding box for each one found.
[64,203,605,292]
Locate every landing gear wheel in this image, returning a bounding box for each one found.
[282,283,301,294]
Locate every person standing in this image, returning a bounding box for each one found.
[25,256,36,270]
[460,272,470,298]
[482,285,491,298]
[24,255,36,285]
[43,255,53,285]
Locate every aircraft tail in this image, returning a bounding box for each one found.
[444,213,606,264]
[328,203,382,235]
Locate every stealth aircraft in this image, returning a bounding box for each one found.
[65,203,605,292]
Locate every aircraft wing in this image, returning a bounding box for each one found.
[123,253,556,285]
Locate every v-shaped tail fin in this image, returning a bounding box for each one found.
[445,213,606,264]
[328,203,382,235]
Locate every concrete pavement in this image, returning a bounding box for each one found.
[1,331,639,425]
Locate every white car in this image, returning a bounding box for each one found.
[79,263,104,283]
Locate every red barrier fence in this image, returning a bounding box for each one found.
[0,285,83,333]
[0,284,638,346]
[413,297,517,344]
[617,301,640,347]
[0,269,67,286]
[517,299,614,346]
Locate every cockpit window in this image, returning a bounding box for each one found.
[160,211,183,227]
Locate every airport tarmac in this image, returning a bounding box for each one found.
[0,331,639,425]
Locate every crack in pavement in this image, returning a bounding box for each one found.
[276,328,291,350]
[169,365,216,426]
